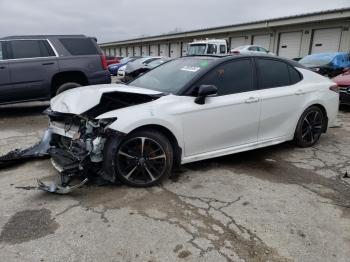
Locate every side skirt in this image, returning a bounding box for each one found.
[181,136,291,164]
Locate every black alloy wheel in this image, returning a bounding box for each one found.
[114,131,173,187]
[294,106,324,147]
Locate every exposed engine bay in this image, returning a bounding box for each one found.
[0,88,163,194]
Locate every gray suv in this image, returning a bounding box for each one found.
[0,35,111,105]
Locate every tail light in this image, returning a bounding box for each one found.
[329,84,339,93]
[100,54,108,70]
[231,51,240,55]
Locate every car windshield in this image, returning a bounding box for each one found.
[129,57,216,94]
[299,53,338,66]
[187,44,207,56]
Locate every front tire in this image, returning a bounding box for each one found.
[294,106,325,147]
[108,130,173,187]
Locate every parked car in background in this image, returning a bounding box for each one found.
[333,69,350,105]
[45,55,338,190]
[108,57,140,76]
[123,56,170,82]
[187,39,228,56]
[0,35,111,105]
[299,52,350,78]
[118,56,162,79]
[230,45,275,56]
[105,55,121,66]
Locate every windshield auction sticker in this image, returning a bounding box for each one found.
[181,66,201,72]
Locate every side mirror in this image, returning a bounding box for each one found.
[195,85,217,105]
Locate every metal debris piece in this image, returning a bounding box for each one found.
[37,178,88,194]
[0,129,53,168]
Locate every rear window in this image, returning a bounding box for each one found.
[288,66,302,84]
[257,58,291,89]
[59,38,99,55]
[10,40,55,59]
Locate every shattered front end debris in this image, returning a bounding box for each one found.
[0,129,52,168]
[35,108,124,194]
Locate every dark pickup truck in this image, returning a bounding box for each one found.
[0,35,111,105]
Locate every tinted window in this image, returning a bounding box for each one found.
[220,45,226,54]
[258,47,268,53]
[197,59,254,96]
[257,59,290,89]
[288,66,302,84]
[248,46,258,51]
[59,38,98,55]
[207,44,217,54]
[10,40,54,59]
[0,42,3,60]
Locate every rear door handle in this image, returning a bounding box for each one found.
[295,89,306,95]
[0,66,6,69]
[42,62,54,65]
[245,97,260,103]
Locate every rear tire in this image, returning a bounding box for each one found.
[55,82,81,95]
[106,130,173,187]
[294,106,325,147]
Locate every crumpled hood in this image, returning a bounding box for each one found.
[50,84,163,115]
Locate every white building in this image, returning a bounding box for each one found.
[100,8,350,60]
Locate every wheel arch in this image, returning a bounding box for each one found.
[128,124,182,169]
[307,103,328,132]
[51,71,88,97]
[295,103,329,136]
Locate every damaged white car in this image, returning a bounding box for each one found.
[9,55,339,193]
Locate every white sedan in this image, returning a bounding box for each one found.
[230,45,275,56]
[45,55,338,189]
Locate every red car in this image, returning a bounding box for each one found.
[105,56,122,66]
[333,69,350,105]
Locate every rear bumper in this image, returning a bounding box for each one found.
[88,70,111,85]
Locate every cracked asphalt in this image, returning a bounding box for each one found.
[0,102,349,262]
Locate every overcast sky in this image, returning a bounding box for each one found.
[0,0,349,43]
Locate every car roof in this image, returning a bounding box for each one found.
[0,35,89,40]
[182,54,304,67]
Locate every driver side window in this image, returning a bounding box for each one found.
[196,59,254,96]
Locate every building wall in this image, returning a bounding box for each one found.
[101,18,350,59]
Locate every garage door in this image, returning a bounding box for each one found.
[253,34,270,50]
[170,43,180,58]
[159,44,169,57]
[278,31,302,59]
[311,28,342,54]
[121,47,127,57]
[115,48,120,57]
[182,42,189,56]
[230,37,246,49]
[127,47,133,57]
[142,45,149,56]
[150,44,158,56]
[134,46,141,56]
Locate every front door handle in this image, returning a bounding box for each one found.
[245,97,259,103]
[295,89,306,95]
[0,66,6,69]
[42,62,54,66]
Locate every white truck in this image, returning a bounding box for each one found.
[187,39,228,56]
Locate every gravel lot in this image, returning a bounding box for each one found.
[0,102,349,262]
